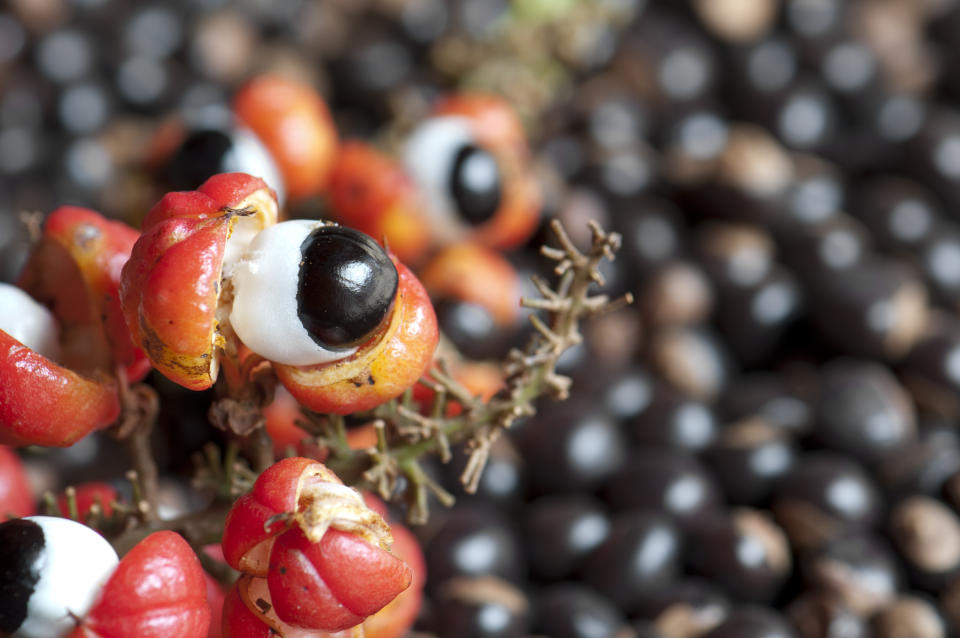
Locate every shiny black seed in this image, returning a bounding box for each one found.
[686,509,792,604]
[537,584,629,638]
[450,144,502,226]
[523,494,611,582]
[703,605,795,638]
[164,128,234,191]
[579,510,682,614]
[297,226,398,349]
[603,449,723,532]
[0,519,44,634]
[425,504,526,589]
[431,576,531,638]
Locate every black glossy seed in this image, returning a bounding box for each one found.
[786,591,867,638]
[702,605,795,638]
[297,226,398,349]
[425,504,526,589]
[687,509,792,603]
[445,436,527,509]
[634,578,730,637]
[537,584,630,638]
[164,128,234,191]
[631,389,718,453]
[774,453,882,551]
[432,576,530,638]
[603,449,724,532]
[516,399,627,494]
[808,258,928,361]
[803,534,901,616]
[852,176,941,253]
[434,298,513,361]
[813,359,916,463]
[0,519,44,634]
[580,511,682,614]
[715,266,804,366]
[705,418,796,506]
[450,144,502,227]
[523,493,610,582]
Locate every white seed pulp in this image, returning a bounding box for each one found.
[228,219,359,366]
[402,115,476,237]
[0,283,61,361]
[15,516,119,638]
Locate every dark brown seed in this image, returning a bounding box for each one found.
[638,260,714,327]
[870,595,945,638]
[705,417,796,506]
[803,534,900,617]
[637,579,730,638]
[785,591,867,638]
[647,324,732,402]
[686,508,792,603]
[889,496,960,586]
[812,359,916,462]
[432,576,531,638]
[774,453,882,551]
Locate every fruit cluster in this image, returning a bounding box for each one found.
[11,1,960,638]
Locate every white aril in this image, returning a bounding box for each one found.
[228,219,359,366]
[0,516,119,638]
[0,283,61,361]
[402,116,476,229]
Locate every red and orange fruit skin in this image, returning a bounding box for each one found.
[431,93,541,251]
[34,206,150,382]
[2,205,151,447]
[273,258,439,416]
[222,457,341,575]
[67,531,210,638]
[327,92,540,260]
[120,173,278,391]
[419,241,523,327]
[0,331,121,447]
[327,142,430,265]
[0,446,35,519]
[222,458,413,635]
[233,74,339,202]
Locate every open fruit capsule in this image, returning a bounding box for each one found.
[154,74,338,208]
[222,457,413,635]
[328,92,541,264]
[0,517,209,638]
[121,172,438,413]
[1,205,145,447]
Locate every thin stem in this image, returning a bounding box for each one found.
[245,426,274,474]
[114,379,161,523]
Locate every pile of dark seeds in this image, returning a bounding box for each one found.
[8,1,960,637]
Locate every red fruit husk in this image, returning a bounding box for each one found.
[69,531,210,638]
